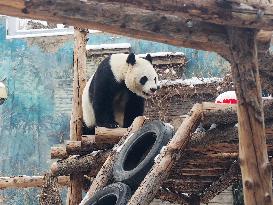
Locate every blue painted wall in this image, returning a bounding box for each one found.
[0,16,229,204]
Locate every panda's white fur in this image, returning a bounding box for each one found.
[110,53,158,98]
[82,75,95,128]
[82,53,159,131]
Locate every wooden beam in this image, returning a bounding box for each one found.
[96,0,273,30]
[228,28,272,205]
[0,175,69,189]
[128,104,202,205]
[0,0,229,54]
[51,151,109,177]
[67,27,88,205]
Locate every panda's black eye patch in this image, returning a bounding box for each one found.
[140,76,148,85]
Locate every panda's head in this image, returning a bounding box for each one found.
[125,53,159,98]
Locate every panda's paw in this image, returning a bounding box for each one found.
[98,122,120,129]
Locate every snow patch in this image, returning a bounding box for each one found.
[160,77,222,87]
[115,132,135,153]
[86,43,131,50]
[209,123,217,130]
[0,82,5,88]
[137,52,185,58]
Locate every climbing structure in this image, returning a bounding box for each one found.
[0,1,272,205]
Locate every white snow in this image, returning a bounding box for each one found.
[209,123,217,130]
[194,123,205,133]
[263,95,273,100]
[154,154,160,163]
[86,43,131,50]
[215,91,237,103]
[160,77,222,87]
[137,52,185,58]
[160,146,167,154]
[115,132,135,153]
[0,82,5,88]
[164,122,174,130]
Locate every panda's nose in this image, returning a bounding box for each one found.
[157,85,160,89]
[150,88,157,93]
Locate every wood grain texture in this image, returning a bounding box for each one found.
[0,0,229,54]
[68,28,88,205]
[228,28,272,205]
[94,0,273,30]
[0,176,69,189]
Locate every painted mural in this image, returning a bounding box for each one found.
[0,16,230,204]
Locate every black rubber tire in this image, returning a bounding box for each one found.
[113,120,174,190]
[85,182,131,205]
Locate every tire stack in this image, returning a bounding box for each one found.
[85,120,174,205]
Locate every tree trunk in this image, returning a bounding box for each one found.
[228,27,272,205]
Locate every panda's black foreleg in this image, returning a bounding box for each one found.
[123,92,145,128]
[93,91,119,129]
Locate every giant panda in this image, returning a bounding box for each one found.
[82,53,159,134]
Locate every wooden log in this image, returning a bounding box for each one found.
[67,27,88,205]
[228,28,272,205]
[0,175,70,189]
[51,151,109,177]
[128,104,203,205]
[51,146,68,159]
[202,100,273,127]
[0,0,229,55]
[39,173,62,205]
[95,127,127,141]
[94,0,273,30]
[80,116,146,205]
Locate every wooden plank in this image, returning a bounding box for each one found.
[228,28,272,205]
[128,104,203,205]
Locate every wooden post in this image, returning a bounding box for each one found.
[228,28,272,205]
[128,104,203,205]
[67,27,88,205]
[39,174,62,205]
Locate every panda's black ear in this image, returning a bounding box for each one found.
[145,54,152,64]
[126,53,136,66]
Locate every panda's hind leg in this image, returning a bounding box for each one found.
[82,123,95,135]
[123,92,145,128]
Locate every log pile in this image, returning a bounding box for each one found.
[1,101,272,204]
[48,100,271,205]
